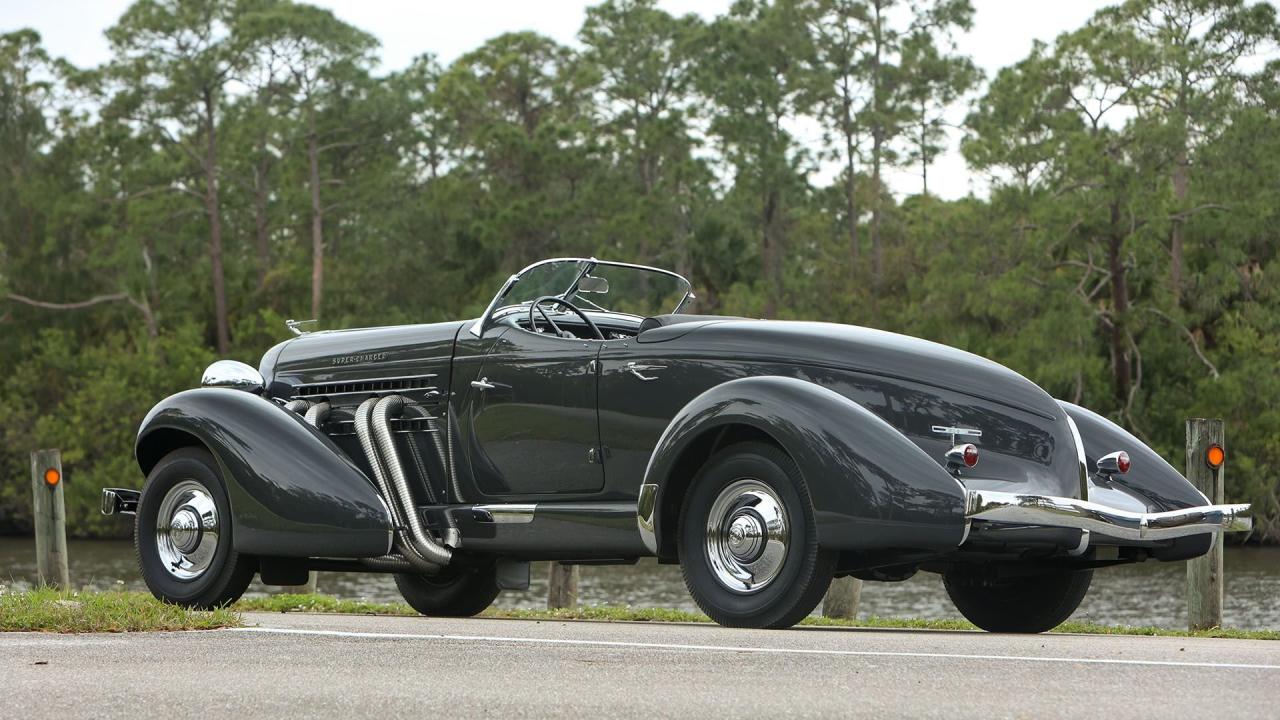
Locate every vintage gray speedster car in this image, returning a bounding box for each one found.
[103,258,1252,632]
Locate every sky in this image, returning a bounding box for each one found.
[2,0,1118,199]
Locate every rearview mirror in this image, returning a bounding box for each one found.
[578,275,610,294]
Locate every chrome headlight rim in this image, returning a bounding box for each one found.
[201,360,264,393]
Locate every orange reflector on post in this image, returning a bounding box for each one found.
[43,467,61,486]
[1206,444,1225,470]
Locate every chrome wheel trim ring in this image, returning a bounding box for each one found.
[704,478,789,594]
[155,480,220,581]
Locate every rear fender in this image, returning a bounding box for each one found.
[639,376,969,557]
[1058,401,1210,511]
[136,388,393,558]
[1058,401,1211,560]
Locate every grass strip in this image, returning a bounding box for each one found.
[0,588,242,633]
[234,593,1280,640]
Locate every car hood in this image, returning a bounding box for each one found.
[263,320,471,391]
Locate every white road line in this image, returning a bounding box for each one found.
[230,626,1280,671]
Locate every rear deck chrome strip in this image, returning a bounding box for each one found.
[965,490,1251,541]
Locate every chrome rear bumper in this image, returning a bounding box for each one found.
[101,487,140,516]
[965,490,1252,542]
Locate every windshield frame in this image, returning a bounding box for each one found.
[469,257,694,337]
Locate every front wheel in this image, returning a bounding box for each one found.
[678,441,835,629]
[943,565,1093,633]
[135,447,255,609]
[395,564,501,617]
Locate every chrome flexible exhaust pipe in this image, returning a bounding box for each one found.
[372,395,452,566]
[304,400,330,427]
[440,404,466,504]
[359,554,418,572]
[284,399,311,414]
[354,397,443,573]
[404,430,439,504]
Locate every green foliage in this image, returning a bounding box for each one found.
[0,326,214,537]
[1,0,1278,541]
[0,588,242,632]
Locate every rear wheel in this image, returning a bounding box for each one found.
[395,564,501,617]
[943,565,1093,633]
[135,447,255,609]
[678,441,835,629]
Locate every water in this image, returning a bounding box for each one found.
[2,537,1277,629]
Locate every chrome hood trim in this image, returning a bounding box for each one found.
[965,490,1252,542]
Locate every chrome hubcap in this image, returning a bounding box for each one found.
[155,480,219,581]
[705,479,789,594]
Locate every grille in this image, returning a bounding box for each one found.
[291,373,438,399]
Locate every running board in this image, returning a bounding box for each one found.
[422,502,648,558]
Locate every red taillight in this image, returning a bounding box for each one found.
[1116,451,1130,474]
[946,443,980,470]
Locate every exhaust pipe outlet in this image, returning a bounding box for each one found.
[354,397,442,573]
[372,395,452,566]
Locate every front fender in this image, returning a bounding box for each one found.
[640,376,969,556]
[136,388,392,558]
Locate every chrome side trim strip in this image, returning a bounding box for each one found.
[473,504,537,524]
[965,490,1252,541]
[637,483,659,554]
[1063,412,1091,500]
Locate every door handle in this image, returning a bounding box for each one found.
[471,377,496,390]
[626,362,665,381]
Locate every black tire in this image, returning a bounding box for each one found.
[943,565,1093,633]
[678,441,835,629]
[395,564,501,617]
[135,447,255,609]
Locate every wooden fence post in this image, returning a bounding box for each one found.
[547,562,579,610]
[31,449,70,589]
[1186,418,1225,631]
[823,576,862,619]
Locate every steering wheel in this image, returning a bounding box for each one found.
[529,296,604,340]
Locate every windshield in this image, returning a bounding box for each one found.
[479,259,693,331]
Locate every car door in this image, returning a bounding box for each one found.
[596,337,736,494]
[455,325,604,497]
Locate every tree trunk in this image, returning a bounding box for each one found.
[762,186,781,319]
[203,91,230,355]
[870,3,885,286]
[844,117,859,265]
[1108,201,1131,407]
[308,127,324,321]
[253,159,270,291]
[1170,143,1188,298]
[871,134,883,283]
[920,99,929,196]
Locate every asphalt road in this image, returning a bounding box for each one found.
[4,612,1279,719]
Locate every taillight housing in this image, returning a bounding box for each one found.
[946,443,979,469]
[1097,450,1131,476]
